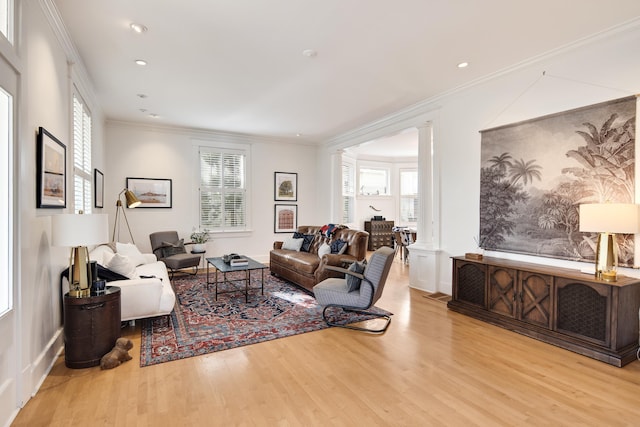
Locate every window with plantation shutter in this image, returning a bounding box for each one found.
[73,94,92,214]
[342,162,354,223]
[400,169,418,223]
[199,147,247,230]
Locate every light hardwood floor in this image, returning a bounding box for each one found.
[13,258,640,426]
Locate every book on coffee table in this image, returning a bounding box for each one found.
[230,258,249,266]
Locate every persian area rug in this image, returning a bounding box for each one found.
[140,270,391,366]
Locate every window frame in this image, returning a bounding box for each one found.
[342,159,355,223]
[193,140,252,234]
[399,168,418,224]
[357,164,391,197]
[72,92,92,214]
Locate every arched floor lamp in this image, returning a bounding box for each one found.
[112,189,142,243]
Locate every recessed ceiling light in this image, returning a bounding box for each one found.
[302,49,317,58]
[296,133,302,137]
[130,23,148,33]
[135,59,147,66]
[457,61,469,68]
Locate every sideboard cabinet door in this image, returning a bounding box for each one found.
[555,278,610,347]
[454,260,486,308]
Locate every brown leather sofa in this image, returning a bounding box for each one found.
[270,225,370,292]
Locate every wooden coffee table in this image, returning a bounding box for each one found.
[205,256,267,302]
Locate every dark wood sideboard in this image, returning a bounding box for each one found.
[448,256,640,367]
[364,220,394,251]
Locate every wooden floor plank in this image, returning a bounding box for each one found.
[12,259,640,426]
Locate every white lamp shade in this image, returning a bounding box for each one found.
[52,214,109,247]
[579,203,640,234]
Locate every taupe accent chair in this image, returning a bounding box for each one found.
[150,231,201,279]
[313,246,394,333]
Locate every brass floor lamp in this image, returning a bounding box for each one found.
[112,189,142,243]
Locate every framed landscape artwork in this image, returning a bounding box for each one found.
[274,204,297,233]
[36,127,66,208]
[479,95,636,266]
[274,172,297,201]
[126,177,172,208]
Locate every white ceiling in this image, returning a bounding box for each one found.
[53,0,640,143]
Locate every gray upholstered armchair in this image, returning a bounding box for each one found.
[149,231,202,279]
[313,246,394,333]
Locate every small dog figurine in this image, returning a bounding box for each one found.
[100,337,133,370]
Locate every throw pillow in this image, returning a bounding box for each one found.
[282,236,304,251]
[318,242,331,258]
[293,232,315,252]
[115,242,147,266]
[346,260,366,292]
[161,239,186,257]
[330,238,348,254]
[104,252,138,279]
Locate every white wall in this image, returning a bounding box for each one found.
[323,21,640,294]
[1,2,106,424]
[105,122,319,262]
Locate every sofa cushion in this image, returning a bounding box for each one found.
[104,252,138,279]
[330,238,348,254]
[115,242,148,266]
[293,232,315,252]
[270,249,320,275]
[282,236,304,251]
[318,242,331,257]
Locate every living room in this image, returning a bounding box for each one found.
[3,1,640,425]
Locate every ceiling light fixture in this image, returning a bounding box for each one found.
[302,49,317,58]
[135,59,147,66]
[457,61,469,68]
[130,23,148,34]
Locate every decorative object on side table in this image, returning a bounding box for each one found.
[579,203,640,282]
[52,213,109,297]
[190,227,210,253]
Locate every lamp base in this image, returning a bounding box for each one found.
[68,287,91,298]
[594,232,618,282]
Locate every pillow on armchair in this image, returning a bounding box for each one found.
[161,239,186,258]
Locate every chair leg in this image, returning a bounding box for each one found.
[322,305,391,334]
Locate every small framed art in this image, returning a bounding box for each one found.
[126,177,173,208]
[274,204,297,233]
[36,127,66,208]
[274,172,297,201]
[94,169,104,208]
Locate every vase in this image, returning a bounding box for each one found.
[192,243,205,253]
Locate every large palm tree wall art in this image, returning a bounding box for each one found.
[479,96,636,266]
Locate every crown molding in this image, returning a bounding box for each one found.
[105,119,320,147]
[39,0,98,112]
[326,16,640,149]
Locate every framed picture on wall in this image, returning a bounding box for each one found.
[274,172,297,201]
[94,169,104,208]
[126,177,173,208]
[36,127,66,208]
[274,204,297,233]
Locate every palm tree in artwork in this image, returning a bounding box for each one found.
[488,152,513,173]
[509,158,543,187]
